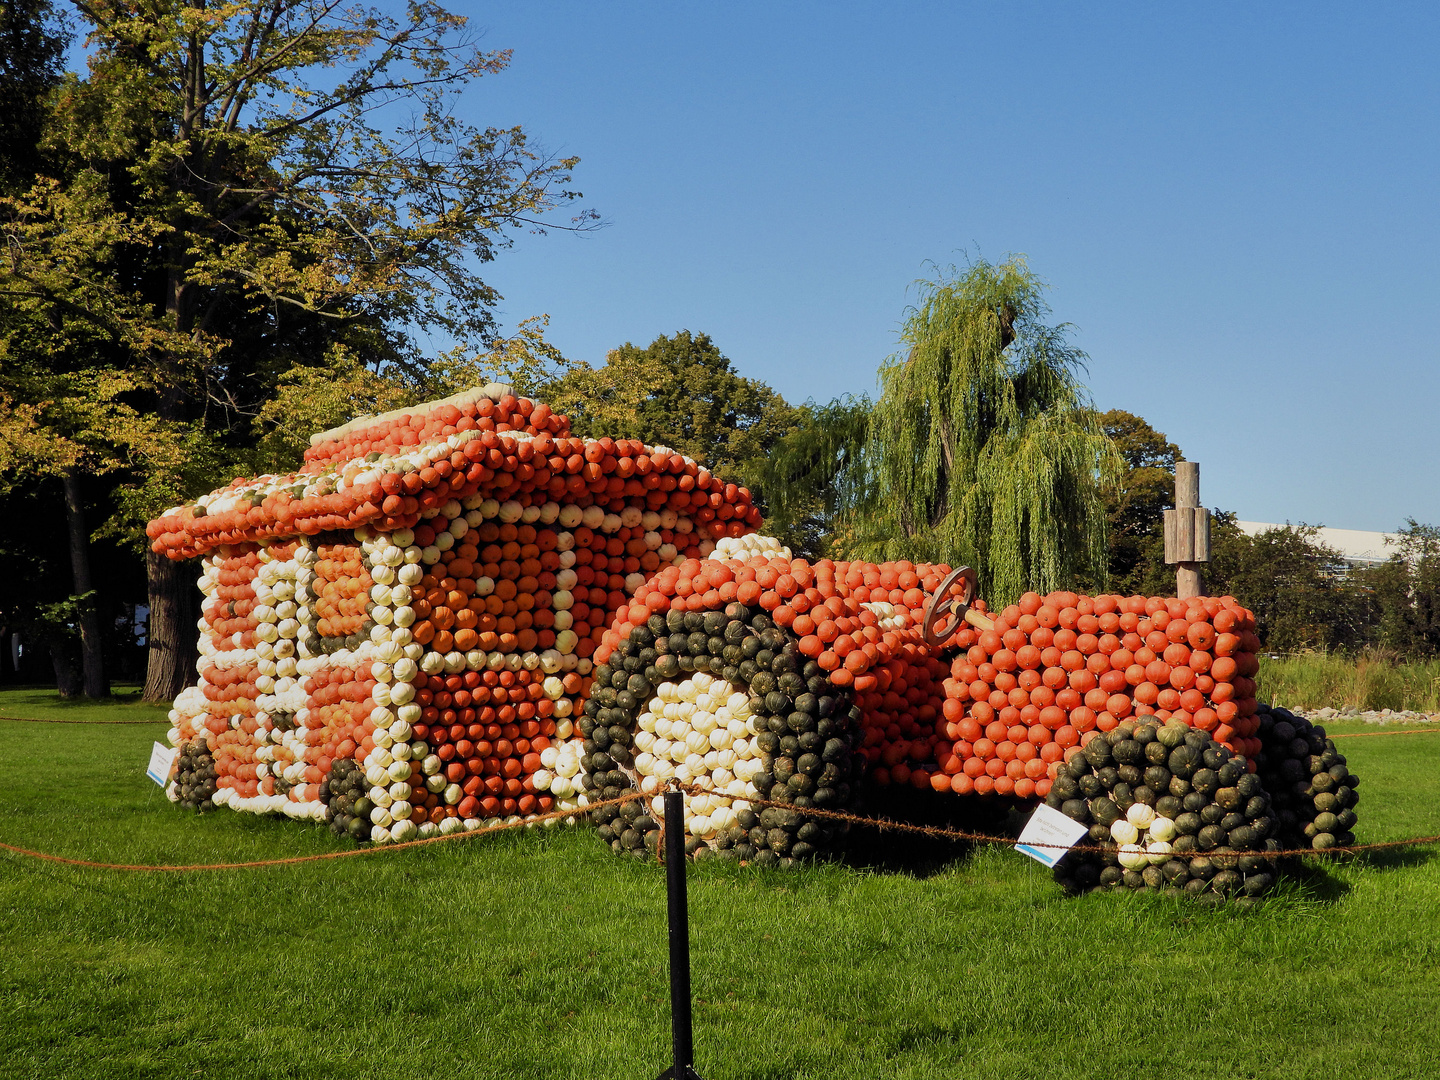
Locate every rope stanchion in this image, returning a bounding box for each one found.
[659,785,704,1080]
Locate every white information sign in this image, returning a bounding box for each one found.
[146,741,178,787]
[1014,803,1091,868]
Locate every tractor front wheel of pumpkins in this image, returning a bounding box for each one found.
[1048,718,1279,902]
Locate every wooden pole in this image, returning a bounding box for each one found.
[1175,461,1203,599]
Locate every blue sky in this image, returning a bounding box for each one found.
[457,2,1439,534]
[418,5,1434,531]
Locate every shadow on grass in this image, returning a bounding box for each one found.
[0,683,148,710]
[1353,843,1436,872]
[838,784,1021,878]
[1276,857,1353,904]
[1271,842,1435,903]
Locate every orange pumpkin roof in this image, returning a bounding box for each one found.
[147,387,762,560]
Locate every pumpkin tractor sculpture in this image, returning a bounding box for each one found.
[148,386,1357,891]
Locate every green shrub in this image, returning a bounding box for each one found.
[1257,650,1440,713]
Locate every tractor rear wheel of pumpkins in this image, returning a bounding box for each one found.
[583,599,863,867]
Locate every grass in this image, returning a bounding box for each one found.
[0,683,163,720]
[1258,653,1440,713]
[1,688,1439,1079]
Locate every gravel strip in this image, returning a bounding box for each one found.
[1289,706,1440,725]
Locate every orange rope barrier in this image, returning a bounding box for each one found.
[2,774,1437,872]
[1329,727,1440,739]
[668,780,1440,859]
[0,714,167,725]
[0,791,647,872]
[4,711,1433,735]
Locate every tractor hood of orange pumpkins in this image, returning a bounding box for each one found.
[150,385,1358,897]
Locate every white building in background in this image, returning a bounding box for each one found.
[1235,522,1398,568]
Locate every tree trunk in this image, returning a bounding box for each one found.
[143,547,198,702]
[143,239,200,703]
[50,642,81,698]
[61,466,108,699]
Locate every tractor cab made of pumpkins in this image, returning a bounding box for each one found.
[148,384,764,844]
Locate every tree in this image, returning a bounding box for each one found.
[764,258,1119,602]
[752,395,872,559]
[1086,409,1182,596]
[0,0,67,192]
[253,314,578,469]
[1365,520,1440,658]
[541,330,803,544]
[544,330,798,473]
[1205,522,1376,653]
[4,1,591,700]
[0,1,133,697]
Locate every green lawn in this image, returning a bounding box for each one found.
[2,687,1439,1080]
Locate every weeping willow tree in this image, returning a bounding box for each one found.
[763,257,1120,603]
[748,394,873,559]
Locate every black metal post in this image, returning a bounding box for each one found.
[660,786,700,1080]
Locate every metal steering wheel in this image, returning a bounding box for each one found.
[921,565,982,649]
